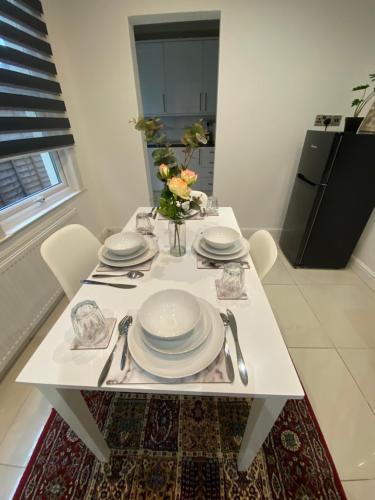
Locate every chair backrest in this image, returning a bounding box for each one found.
[190,190,208,208]
[248,230,277,280]
[41,224,101,300]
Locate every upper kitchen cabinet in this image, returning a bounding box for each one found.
[136,42,166,115]
[202,39,219,114]
[164,40,203,114]
[136,39,219,116]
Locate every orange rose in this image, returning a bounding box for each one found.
[167,177,191,200]
[181,169,198,186]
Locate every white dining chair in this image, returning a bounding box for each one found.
[190,190,208,208]
[248,230,278,280]
[41,224,101,300]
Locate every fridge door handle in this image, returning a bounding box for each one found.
[297,173,327,187]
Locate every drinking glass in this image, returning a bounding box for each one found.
[206,195,219,215]
[136,212,153,234]
[218,262,245,298]
[71,300,106,346]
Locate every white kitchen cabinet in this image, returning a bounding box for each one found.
[136,43,165,115]
[202,40,219,114]
[137,39,218,116]
[164,41,202,114]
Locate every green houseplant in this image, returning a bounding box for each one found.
[345,72,375,132]
[132,117,208,256]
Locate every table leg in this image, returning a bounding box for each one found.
[38,386,110,462]
[237,396,287,471]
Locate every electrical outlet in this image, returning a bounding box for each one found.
[314,114,342,127]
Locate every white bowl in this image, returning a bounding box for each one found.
[138,289,201,340]
[104,232,145,256]
[202,226,240,249]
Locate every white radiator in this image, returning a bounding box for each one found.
[0,207,77,378]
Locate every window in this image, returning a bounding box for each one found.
[0,0,79,239]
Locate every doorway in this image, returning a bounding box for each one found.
[130,15,220,204]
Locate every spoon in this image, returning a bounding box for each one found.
[92,270,144,279]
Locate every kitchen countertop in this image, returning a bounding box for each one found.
[147,143,215,148]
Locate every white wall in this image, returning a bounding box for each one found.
[43,0,375,271]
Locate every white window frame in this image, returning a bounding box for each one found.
[0,147,82,239]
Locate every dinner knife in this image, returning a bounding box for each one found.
[226,309,248,385]
[80,279,136,289]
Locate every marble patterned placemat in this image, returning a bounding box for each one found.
[215,279,248,300]
[196,253,250,270]
[105,344,231,385]
[70,317,117,350]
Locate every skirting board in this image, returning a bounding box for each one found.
[350,256,375,292]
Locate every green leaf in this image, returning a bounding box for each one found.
[351,98,363,107]
[352,84,369,91]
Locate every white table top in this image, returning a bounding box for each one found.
[17,208,303,399]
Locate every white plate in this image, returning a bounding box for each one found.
[193,235,250,261]
[183,208,200,219]
[102,242,148,261]
[128,298,224,379]
[202,226,240,249]
[104,232,145,256]
[142,309,210,355]
[139,289,201,340]
[98,240,158,268]
[200,238,243,255]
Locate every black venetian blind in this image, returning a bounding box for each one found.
[0,0,74,160]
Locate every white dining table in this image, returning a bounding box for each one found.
[17,207,303,471]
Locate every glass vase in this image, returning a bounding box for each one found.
[168,220,186,257]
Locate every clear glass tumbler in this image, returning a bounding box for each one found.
[136,212,153,235]
[206,195,219,215]
[219,262,245,298]
[71,300,106,346]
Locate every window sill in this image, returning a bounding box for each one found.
[0,189,83,243]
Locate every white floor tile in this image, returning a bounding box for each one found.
[0,388,51,467]
[264,284,333,347]
[262,256,295,285]
[299,284,375,348]
[290,348,375,480]
[343,480,375,500]
[278,251,362,285]
[339,349,375,413]
[0,464,24,499]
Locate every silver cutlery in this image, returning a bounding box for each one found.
[80,279,136,289]
[97,314,131,386]
[92,271,144,279]
[220,313,234,382]
[203,259,248,269]
[120,315,133,370]
[224,309,248,385]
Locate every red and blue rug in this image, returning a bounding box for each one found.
[14,392,346,499]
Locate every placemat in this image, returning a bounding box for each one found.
[215,279,248,300]
[105,343,231,385]
[104,312,232,385]
[196,253,250,269]
[70,318,117,350]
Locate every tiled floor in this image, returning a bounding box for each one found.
[1,253,375,498]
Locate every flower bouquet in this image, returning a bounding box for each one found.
[132,117,208,255]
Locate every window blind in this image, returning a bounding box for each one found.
[0,0,74,160]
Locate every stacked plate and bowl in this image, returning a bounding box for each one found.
[98,232,158,267]
[128,289,224,379]
[193,226,250,261]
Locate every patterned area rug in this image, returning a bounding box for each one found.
[14,392,346,499]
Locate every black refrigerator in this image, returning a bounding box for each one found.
[280,130,375,268]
